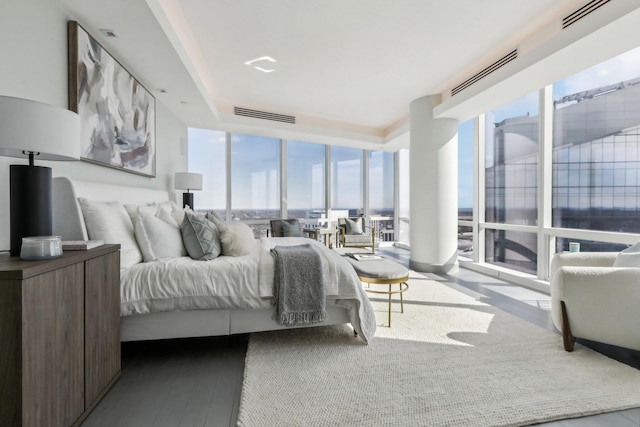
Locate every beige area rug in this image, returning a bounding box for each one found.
[237,273,640,426]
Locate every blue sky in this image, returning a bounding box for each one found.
[457,120,474,209]
[188,128,226,210]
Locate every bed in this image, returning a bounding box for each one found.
[52,177,376,343]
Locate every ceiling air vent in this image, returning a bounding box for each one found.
[451,49,518,97]
[562,0,611,29]
[234,107,295,124]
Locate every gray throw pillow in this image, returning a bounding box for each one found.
[207,210,224,223]
[345,217,364,235]
[206,211,225,229]
[282,221,302,237]
[181,211,222,260]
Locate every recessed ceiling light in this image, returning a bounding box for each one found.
[253,67,275,74]
[99,28,118,38]
[245,56,276,66]
[245,56,276,73]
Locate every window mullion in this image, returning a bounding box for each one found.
[474,115,485,263]
[363,150,369,217]
[225,132,232,222]
[538,85,554,280]
[281,139,287,219]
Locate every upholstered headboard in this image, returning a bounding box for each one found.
[52,177,171,240]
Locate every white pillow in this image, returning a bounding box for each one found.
[156,207,180,228]
[613,241,640,267]
[124,201,175,224]
[169,204,189,227]
[134,208,187,261]
[219,221,256,256]
[204,212,255,256]
[78,198,142,269]
[220,222,256,256]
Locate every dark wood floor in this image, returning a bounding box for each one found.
[82,336,247,427]
[81,246,640,427]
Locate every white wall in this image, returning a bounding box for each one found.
[0,0,187,251]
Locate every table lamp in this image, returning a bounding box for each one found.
[175,172,203,209]
[0,96,81,256]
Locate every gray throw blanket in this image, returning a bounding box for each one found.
[271,244,327,326]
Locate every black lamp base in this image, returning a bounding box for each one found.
[182,192,194,210]
[10,164,53,256]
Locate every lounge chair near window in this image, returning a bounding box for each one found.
[268,219,303,237]
[337,217,375,253]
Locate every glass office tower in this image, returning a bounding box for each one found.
[485,76,640,273]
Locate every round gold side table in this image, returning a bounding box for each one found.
[360,275,409,327]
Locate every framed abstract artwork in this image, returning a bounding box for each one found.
[68,21,156,177]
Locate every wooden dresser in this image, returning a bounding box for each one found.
[0,244,121,427]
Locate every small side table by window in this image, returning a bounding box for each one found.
[303,226,340,248]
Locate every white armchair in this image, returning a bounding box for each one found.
[549,251,640,352]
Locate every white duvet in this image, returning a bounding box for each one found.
[120,237,376,341]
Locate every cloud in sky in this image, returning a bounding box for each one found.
[555,47,640,98]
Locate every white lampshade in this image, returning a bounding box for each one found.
[175,172,203,191]
[0,96,81,256]
[0,96,81,161]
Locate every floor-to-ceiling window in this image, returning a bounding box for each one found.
[484,92,539,274]
[187,128,226,217]
[459,45,640,282]
[552,46,640,253]
[397,147,410,245]
[287,140,325,220]
[458,119,474,258]
[368,151,395,242]
[330,146,363,216]
[188,132,397,240]
[230,133,280,236]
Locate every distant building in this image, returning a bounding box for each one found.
[486,77,640,272]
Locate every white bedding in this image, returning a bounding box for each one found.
[120,237,376,341]
[121,239,264,315]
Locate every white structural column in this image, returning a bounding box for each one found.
[409,94,459,273]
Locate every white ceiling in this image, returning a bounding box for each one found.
[59,0,640,148]
[179,0,573,128]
